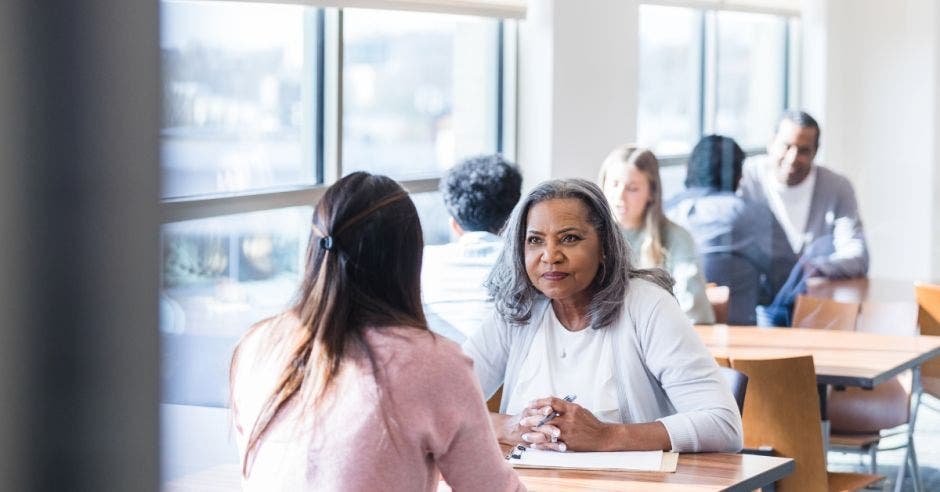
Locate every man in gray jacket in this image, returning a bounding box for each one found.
[740,110,869,309]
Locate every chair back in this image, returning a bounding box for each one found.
[794,295,910,432]
[915,283,940,394]
[718,366,747,416]
[792,295,860,331]
[731,356,828,492]
[486,386,503,413]
[829,379,910,433]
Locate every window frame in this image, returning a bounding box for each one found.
[639,2,800,163]
[159,2,518,225]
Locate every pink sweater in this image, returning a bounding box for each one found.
[232,321,524,492]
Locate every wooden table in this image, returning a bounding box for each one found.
[695,325,940,389]
[506,452,793,491]
[165,453,795,492]
[805,277,921,304]
[695,323,940,473]
[804,277,933,336]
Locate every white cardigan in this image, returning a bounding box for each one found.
[462,278,743,453]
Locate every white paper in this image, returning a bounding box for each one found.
[509,448,665,471]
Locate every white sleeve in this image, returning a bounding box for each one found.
[809,178,869,278]
[461,309,511,401]
[638,292,743,452]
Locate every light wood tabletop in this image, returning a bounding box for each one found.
[695,325,940,388]
[803,277,937,336]
[165,453,794,492]
[804,277,938,305]
[504,452,793,492]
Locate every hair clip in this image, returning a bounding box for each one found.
[319,235,333,251]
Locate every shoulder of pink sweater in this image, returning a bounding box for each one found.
[366,326,473,371]
[234,312,299,366]
[365,326,467,364]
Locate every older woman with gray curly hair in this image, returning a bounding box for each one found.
[462,179,742,453]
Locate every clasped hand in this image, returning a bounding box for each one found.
[506,396,611,452]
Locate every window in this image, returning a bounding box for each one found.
[158,0,515,483]
[638,4,799,175]
[161,1,320,197]
[343,9,501,180]
[637,6,702,157]
[714,11,788,148]
[160,208,310,338]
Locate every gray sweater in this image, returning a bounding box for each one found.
[740,158,869,302]
[462,278,743,453]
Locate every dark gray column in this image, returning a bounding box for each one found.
[0,1,159,490]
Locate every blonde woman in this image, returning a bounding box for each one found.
[598,145,715,324]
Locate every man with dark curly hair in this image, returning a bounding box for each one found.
[422,154,522,342]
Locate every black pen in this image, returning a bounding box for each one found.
[535,394,577,427]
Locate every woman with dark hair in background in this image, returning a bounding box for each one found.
[666,135,772,325]
[463,179,741,454]
[230,172,523,491]
[598,145,715,324]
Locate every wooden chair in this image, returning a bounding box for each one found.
[792,295,860,331]
[731,356,883,492]
[915,283,940,410]
[793,295,917,490]
[706,283,730,325]
[486,386,503,413]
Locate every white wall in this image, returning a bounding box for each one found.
[517,0,638,187]
[802,0,940,280]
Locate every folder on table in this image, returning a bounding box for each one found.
[506,447,678,472]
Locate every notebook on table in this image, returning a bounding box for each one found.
[506,446,678,472]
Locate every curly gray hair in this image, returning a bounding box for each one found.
[486,178,674,328]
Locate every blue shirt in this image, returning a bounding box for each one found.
[667,188,773,324]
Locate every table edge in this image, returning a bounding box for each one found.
[722,457,794,492]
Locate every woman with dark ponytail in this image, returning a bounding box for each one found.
[230,172,523,491]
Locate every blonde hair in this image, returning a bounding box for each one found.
[598,144,670,268]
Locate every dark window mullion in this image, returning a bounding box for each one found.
[496,20,505,154]
[782,19,790,111]
[315,9,326,184]
[696,10,706,140]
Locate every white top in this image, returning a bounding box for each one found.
[463,278,743,453]
[505,306,623,424]
[762,164,817,253]
[421,231,502,342]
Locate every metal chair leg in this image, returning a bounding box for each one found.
[908,439,922,492]
[893,445,909,492]
[868,444,877,474]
